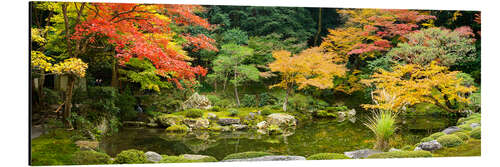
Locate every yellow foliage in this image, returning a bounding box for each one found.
[268,47,346,90]
[31,51,54,72]
[362,61,476,112]
[52,58,88,78]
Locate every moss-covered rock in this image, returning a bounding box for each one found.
[114,149,148,164]
[436,134,464,147]
[420,137,434,143]
[165,124,190,132]
[367,150,432,158]
[470,127,481,139]
[429,132,446,139]
[452,132,470,141]
[306,153,350,160]
[159,154,217,163]
[156,114,184,127]
[222,151,273,161]
[458,124,473,131]
[72,150,112,165]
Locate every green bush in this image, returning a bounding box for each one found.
[367,150,432,158]
[114,149,147,164]
[160,155,218,163]
[222,151,273,160]
[429,132,446,139]
[260,107,273,116]
[241,94,257,107]
[116,87,137,121]
[228,108,239,116]
[306,153,350,160]
[258,92,278,107]
[316,110,337,118]
[453,132,470,141]
[420,137,434,143]
[401,145,413,151]
[83,86,119,123]
[210,106,221,112]
[184,109,204,118]
[41,88,62,105]
[72,150,111,165]
[470,127,481,139]
[165,125,190,132]
[436,134,464,147]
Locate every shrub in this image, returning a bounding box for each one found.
[367,150,432,158]
[228,108,239,116]
[114,149,147,164]
[72,150,111,165]
[260,107,273,116]
[222,151,273,160]
[401,145,413,151]
[210,106,221,112]
[241,94,257,107]
[165,125,190,132]
[436,134,464,147]
[184,109,204,118]
[453,132,470,141]
[429,132,446,139]
[258,92,278,107]
[306,153,350,160]
[470,127,481,139]
[364,110,397,151]
[420,137,434,143]
[116,87,137,121]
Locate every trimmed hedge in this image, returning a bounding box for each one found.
[436,134,464,147]
[367,150,432,158]
[470,127,481,139]
[114,149,148,164]
[72,150,112,165]
[184,109,204,118]
[222,151,273,160]
[307,153,350,160]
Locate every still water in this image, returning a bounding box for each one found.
[100,114,457,160]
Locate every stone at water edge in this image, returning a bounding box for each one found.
[415,140,442,151]
[75,140,99,151]
[183,118,210,130]
[266,113,297,127]
[256,121,267,129]
[182,154,213,160]
[145,151,162,162]
[218,118,241,126]
[470,123,480,129]
[207,113,218,120]
[182,92,212,110]
[222,155,306,162]
[347,109,356,117]
[389,148,401,152]
[442,126,462,134]
[231,124,248,131]
[344,149,383,159]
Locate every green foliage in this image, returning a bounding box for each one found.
[114,149,148,164]
[184,109,204,118]
[260,107,273,116]
[367,150,432,158]
[228,108,239,116]
[72,150,112,165]
[453,132,470,141]
[470,127,481,139]
[364,110,397,151]
[160,155,217,163]
[258,92,279,107]
[119,58,172,92]
[316,110,337,118]
[115,87,137,121]
[287,94,329,112]
[387,27,476,67]
[268,124,283,134]
[222,151,273,160]
[165,124,190,132]
[306,153,351,160]
[429,132,446,139]
[436,134,464,147]
[241,94,257,107]
[210,106,222,112]
[41,88,62,105]
[221,28,248,45]
[247,33,307,65]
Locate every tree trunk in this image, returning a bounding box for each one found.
[313,8,323,46]
[63,75,75,129]
[283,85,292,112]
[111,58,119,88]
[234,84,240,107]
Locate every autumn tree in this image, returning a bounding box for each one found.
[207,44,260,106]
[387,27,476,67]
[268,47,347,111]
[362,61,476,112]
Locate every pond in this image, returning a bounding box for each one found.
[99,114,458,160]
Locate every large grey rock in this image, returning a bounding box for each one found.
[470,123,480,129]
[182,154,212,160]
[266,113,297,128]
[207,113,218,120]
[184,118,209,129]
[145,151,162,162]
[256,121,267,129]
[182,92,212,110]
[415,140,442,151]
[222,155,306,162]
[231,124,248,131]
[218,118,240,125]
[344,149,382,159]
[442,126,462,134]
